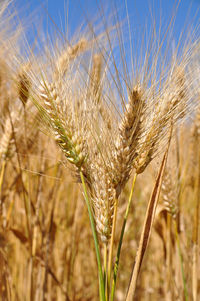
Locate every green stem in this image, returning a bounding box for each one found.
[111,174,137,301]
[80,171,105,301]
[104,244,108,296]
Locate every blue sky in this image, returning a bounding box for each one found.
[10,0,199,83]
[14,0,199,43]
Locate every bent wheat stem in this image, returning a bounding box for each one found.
[126,142,170,301]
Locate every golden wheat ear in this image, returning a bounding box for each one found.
[39,83,86,168]
[111,85,146,197]
[162,169,178,216]
[17,63,31,106]
[54,38,88,79]
[0,116,13,160]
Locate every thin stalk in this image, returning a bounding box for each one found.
[0,160,6,227]
[126,145,170,301]
[174,221,188,301]
[111,173,137,301]
[6,197,15,226]
[192,244,198,301]
[104,244,108,296]
[80,171,105,301]
[0,160,6,194]
[192,140,200,301]
[107,197,118,300]
[0,160,6,192]
[166,213,172,300]
[192,199,199,301]
[176,129,181,233]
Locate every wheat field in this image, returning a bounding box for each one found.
[0,1,199,300]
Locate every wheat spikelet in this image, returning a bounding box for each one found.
[132,56,193,175]
[133,99,165,174]
[161,168,178,219]
[91,159,116,243]
[89,54,103,104]
[55,38,88,78]
[111,85,145,196]
[0,59,10,115]
[39,81,88,173]
[133,69,187,174]
[90,54,113,133]
[0,114,15,160]
[17,63,31,106]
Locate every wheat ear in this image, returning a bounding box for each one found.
[112,85,145,197]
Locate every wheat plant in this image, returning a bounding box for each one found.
[0,1,199,300]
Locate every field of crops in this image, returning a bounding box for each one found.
[0,1,199,300]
